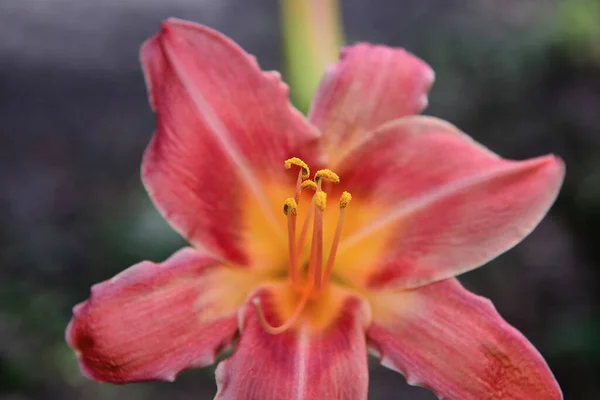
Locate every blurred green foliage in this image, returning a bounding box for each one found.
[555,0,600,63]
[281,0,343,112]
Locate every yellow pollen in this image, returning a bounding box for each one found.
[314,169,340,184]
[300,180,317,192]
[284,157,310,179]
[314,191,327,211]
[283,198,298,215]
[339,191,352,209]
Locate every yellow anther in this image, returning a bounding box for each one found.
[314,169,340,184]
[283,198,298,215]
[284,157,310,179]
[314,191,327,211]
[300,180,317,192]
[339,191,352,209]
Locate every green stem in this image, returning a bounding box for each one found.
[280,0,345,112]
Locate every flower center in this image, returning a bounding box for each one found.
[253,157,352,334]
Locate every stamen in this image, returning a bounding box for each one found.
[295,195,315,268]
[314,169,340,184]
[284,157,310,179]
[294,169,303,203]
[339,191,352,209]
[283,198,299,287]
[314,191,327,211]
[309,192,326,290]
[300,179,317,192]
[253,287,312,335]
[282,198,298,216]
[320,191,352,291]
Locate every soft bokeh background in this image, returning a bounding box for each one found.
[1,0,599,399]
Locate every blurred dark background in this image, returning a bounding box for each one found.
[1,0,598,399]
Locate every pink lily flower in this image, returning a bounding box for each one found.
[66,18,564,400]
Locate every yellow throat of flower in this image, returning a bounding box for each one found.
[253,157,352,334]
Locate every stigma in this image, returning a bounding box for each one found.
[254,158,352,334]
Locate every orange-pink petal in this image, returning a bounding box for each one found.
[367,279,562,400]
[335,117,564,290]
[215,285,371,400]
[140,19,324,264]
[309,43,434,165]
[66,248,245,383]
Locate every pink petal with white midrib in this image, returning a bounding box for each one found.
[215,285,371,400]
[335,117,564,290]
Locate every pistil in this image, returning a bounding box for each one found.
[252,285,313,335]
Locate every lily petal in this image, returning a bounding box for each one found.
[367,279,562,400]
[66,248,254,383]
[335,117,564,290]
[309,43,434,165]
[141,18,323,264]
[215,284,371,400]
